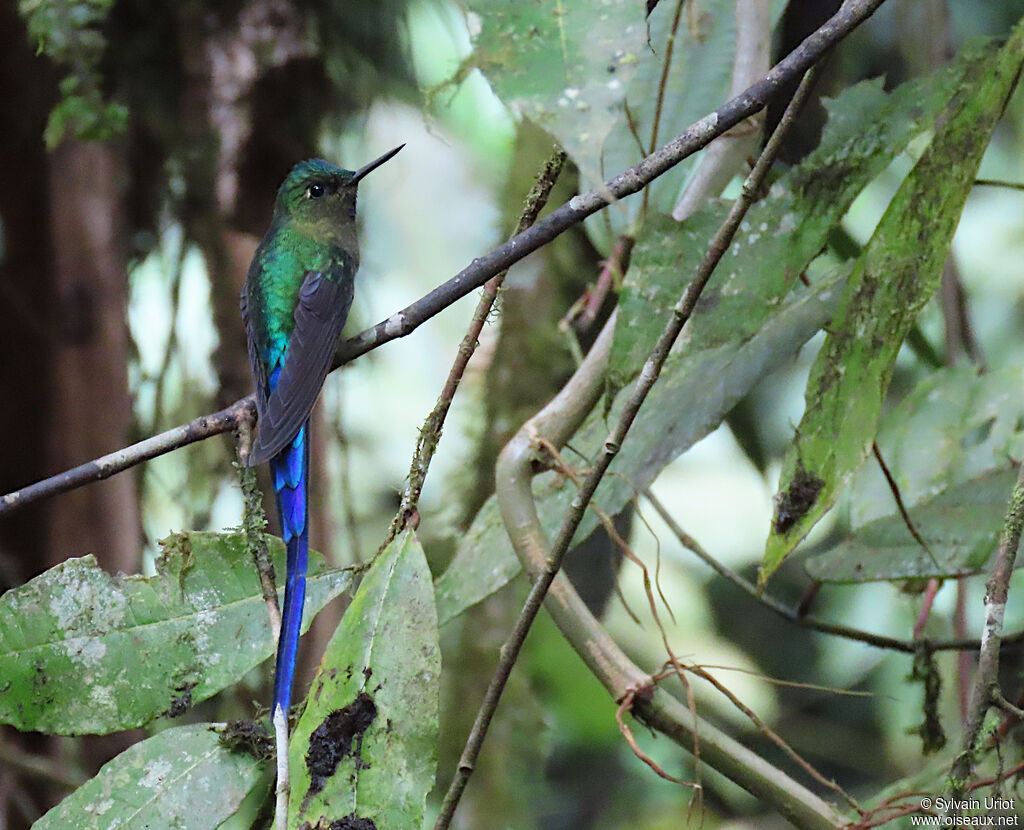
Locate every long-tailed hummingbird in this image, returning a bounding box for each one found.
[240,145,403,727]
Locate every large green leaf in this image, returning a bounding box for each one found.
[806,467,1016,583]
[0,532,351,735]
[436,267,844,625]
[761,25,1024,584]
[33,724,269,830]
[467,0,784,253]
[609,53,984,392]
[466,0,646,200]
[289,531,440,828]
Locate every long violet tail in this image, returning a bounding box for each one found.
[270,421,310,719]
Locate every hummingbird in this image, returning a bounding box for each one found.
[240,145,403,726]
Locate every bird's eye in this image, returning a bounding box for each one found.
[307,183,326,199]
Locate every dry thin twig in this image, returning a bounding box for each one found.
[383,148,567,548]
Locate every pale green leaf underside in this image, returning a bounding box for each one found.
[0,532,351,735]
[806,467,1016,583]
[851,365,1024,527]
[33,724,268,830]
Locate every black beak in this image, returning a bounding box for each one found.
[350,144,405,184]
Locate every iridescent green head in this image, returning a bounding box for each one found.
[273,145,404,244]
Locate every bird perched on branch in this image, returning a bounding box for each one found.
[240,145,403,734]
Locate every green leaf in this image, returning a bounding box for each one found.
[850,365,1024,527]
[18,0,127,147]
[806,467,1016,583]
[33,724,269,830]
[580,0,770,251]
[609,56,983,392]
[467,0,785,253]
[0,532,351,735]
[289,531,440,828]
[761,26,1024,585]
[436,267,844,625]
[466,0,647,196]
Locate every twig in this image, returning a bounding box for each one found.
[675,663,862,813]
[236,417,280,643]
[561,235,635,335]
[438,64,849,830]
[644,488,1024,654]
[974,178,1024,191]
[0,397,255,515]
[991,691,1024,720]
[672,0,772,221]
[643,0,687,213]
[1,0,887,520]
[912,578,942,641]
[940,257,983,367]
[871,442,937,566]
[950,462,1024,794]
[616,683,698,787]
[383,148,567,548]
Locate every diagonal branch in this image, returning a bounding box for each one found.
[333,0,885,370]
[0,0,889,523]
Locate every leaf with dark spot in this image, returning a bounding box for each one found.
[772,465,824,534]
[306,692,378,799]
[329,815,377,830]
[761,26,1024,585]
[289,532,439,827]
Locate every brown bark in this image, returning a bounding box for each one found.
[45,141,140,573]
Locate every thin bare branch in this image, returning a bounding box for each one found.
[974,178,1024,191]
[950,462,1024,795]
[0,398,254,515]
[872,442,938,565]
[384,148,567,548]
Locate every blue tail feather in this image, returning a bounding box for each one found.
[270,423,310,717]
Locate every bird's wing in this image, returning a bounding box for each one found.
[240,282,271,418]
[248,264,355,465]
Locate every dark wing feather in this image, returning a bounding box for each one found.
[248,264,355,465]
[240,282,270,418]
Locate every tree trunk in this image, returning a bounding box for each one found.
[45,140,140,573]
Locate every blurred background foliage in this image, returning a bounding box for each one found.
[3,0,1024,827]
